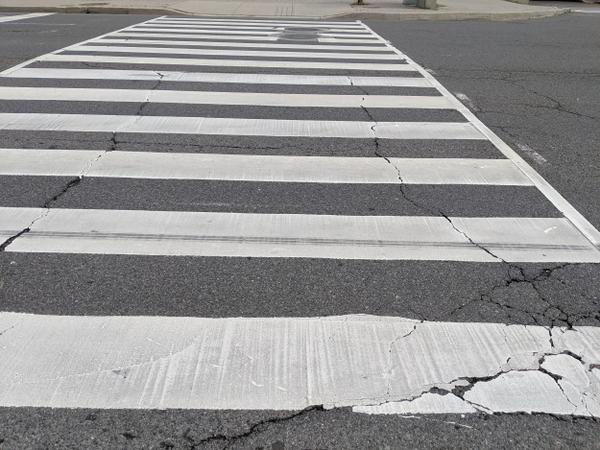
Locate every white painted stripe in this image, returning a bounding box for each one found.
[114,32,382,44]
[42,54,413,71]
[67,45,402,61]
[114,31,283,41]
[0,12,54,23]
[2,208,598,262]
[0,113,484,140]
[94,38,390,52]
[0,87,452,109]
[153,18,361,26]
[150,19,364,28]
[142,22,370,32]
[4,68,432,87]
[0,312,598,415]
[358,22,600,248]
[129,27,378,39]
[139,22,369,32]
[572,9,600,14]
[0,149,532,186]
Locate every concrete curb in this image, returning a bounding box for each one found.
[0,4,570,21]
[333,8,569,20]
[0,5,177,15]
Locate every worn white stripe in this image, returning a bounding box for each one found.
[0,113,483,139]
[4,68,432,88]
[94,38,390,52]
[114,32,382,44]
[2,208,598,262]
[0,12,54,23]
[0,149,532,186]
[572,9,600,14]
[67,45,402,61]
[41,54,413,71]
[147,20,370,34]
[0,312,598,415]
[150,19,365,28]
[0,86,451,109]
[128,27,378,39]
[141,22,370,33]
[152,18,361,26]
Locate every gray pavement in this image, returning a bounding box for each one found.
[0,12,599,449]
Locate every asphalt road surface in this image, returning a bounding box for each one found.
[0,11,599,449]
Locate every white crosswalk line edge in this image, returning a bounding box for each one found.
[93,38,392,52]
[0,114,484,139]
[0,87,452,109]
[112,32,382,44]
[0,13,54,23]
[2,208,598,262]
[65,45,402,60]
[3,68,432,87]
[0,312,598,416]
[41,53,413,71]
[0,149,533,185]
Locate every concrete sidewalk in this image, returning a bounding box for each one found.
[0,0,568,21]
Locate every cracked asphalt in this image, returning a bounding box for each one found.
[0,12,599,449]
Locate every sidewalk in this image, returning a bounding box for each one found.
[0,0,569,20]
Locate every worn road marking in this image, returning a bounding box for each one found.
[0,13,54,23]
[128,27,378,39]
[571,9,600,14]
[139,23,371,33]
[93,38,391,52]
[148,19,365,28]
[4,68,431,87]
[516,143,548,165]
[41,53,413,71]
[0,149,532,185]
[113,32,381,44]
[66,45,402,61]
[2,208,598,262]
[0,312,598,415]
[139,22,369,32]
[0,86,451,109]
[0,113,484,139]
[149,18,362,26]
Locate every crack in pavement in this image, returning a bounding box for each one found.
[438,69,599,120]
[351,90,593,329]
[356,323,600,419]
[136,71,165,117]
[0,138,117,253]
[183,405,324,450]
[434,67,600,79]
[449,263,600,328]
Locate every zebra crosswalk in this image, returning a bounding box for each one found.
[0,16,599,419]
